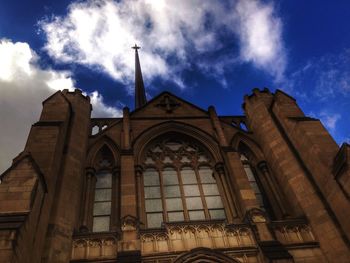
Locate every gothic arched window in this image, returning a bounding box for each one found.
[142,138,226,228]
[81,144,120,233]
[240,154,266,210]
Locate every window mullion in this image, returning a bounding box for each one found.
[243,160,266,210]
[158,168,168,223]
[195,166,210,219]
[177,166,189,221]
[213,169,235,221]
[142,139,228,227]
[139,170,147,229]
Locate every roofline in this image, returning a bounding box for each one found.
[0,151,48,193]
[130,90,209,116]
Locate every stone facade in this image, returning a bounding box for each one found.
[0,88,349,263]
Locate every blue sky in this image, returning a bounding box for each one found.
[1,0,350,172]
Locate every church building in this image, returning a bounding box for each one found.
[0,47,349,263]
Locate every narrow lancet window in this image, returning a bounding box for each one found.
[93,171,112,232]
[241,154,266,210]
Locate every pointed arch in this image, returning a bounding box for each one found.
[173,247,239,263]
[232,132,288,219]
[136,121,232,228]
[231,132,265,163]
[86,135,120,169]
[81,135,121,233]
[133,121,223,165]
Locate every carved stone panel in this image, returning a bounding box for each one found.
[140,222,255,255]
[71,234,118,261]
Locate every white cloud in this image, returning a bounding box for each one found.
[0,39,121,173]
[285,49,350,101]
[234,0,286,82]
[39,0,286,87]
[0,40,34,81]
[316,68,350,99]
[89,91,122,117]
[319,111,341,132]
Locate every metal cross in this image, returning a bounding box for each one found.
[132,44,141,50]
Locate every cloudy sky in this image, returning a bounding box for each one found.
[1,0,350,172]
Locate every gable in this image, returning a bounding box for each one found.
[131,92,209,118]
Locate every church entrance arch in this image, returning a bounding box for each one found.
[173,247,239,263]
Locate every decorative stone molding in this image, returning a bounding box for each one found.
[271,219,317,245]
[140,221,256,255]
[121,215,140,231]
[71,233,118,261]
[245,208,268,223]
[155,95,180,113]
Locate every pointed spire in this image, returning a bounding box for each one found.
[132,44,147,109]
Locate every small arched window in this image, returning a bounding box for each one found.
[142,138,226,228]
[240,154,266,210]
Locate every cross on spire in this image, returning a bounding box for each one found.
[132,44,140,50]
[132,44,147,109]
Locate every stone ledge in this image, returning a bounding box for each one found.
[0,213,28,230]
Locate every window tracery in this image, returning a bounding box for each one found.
[82,144,119,233]
[142,138,226,228]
